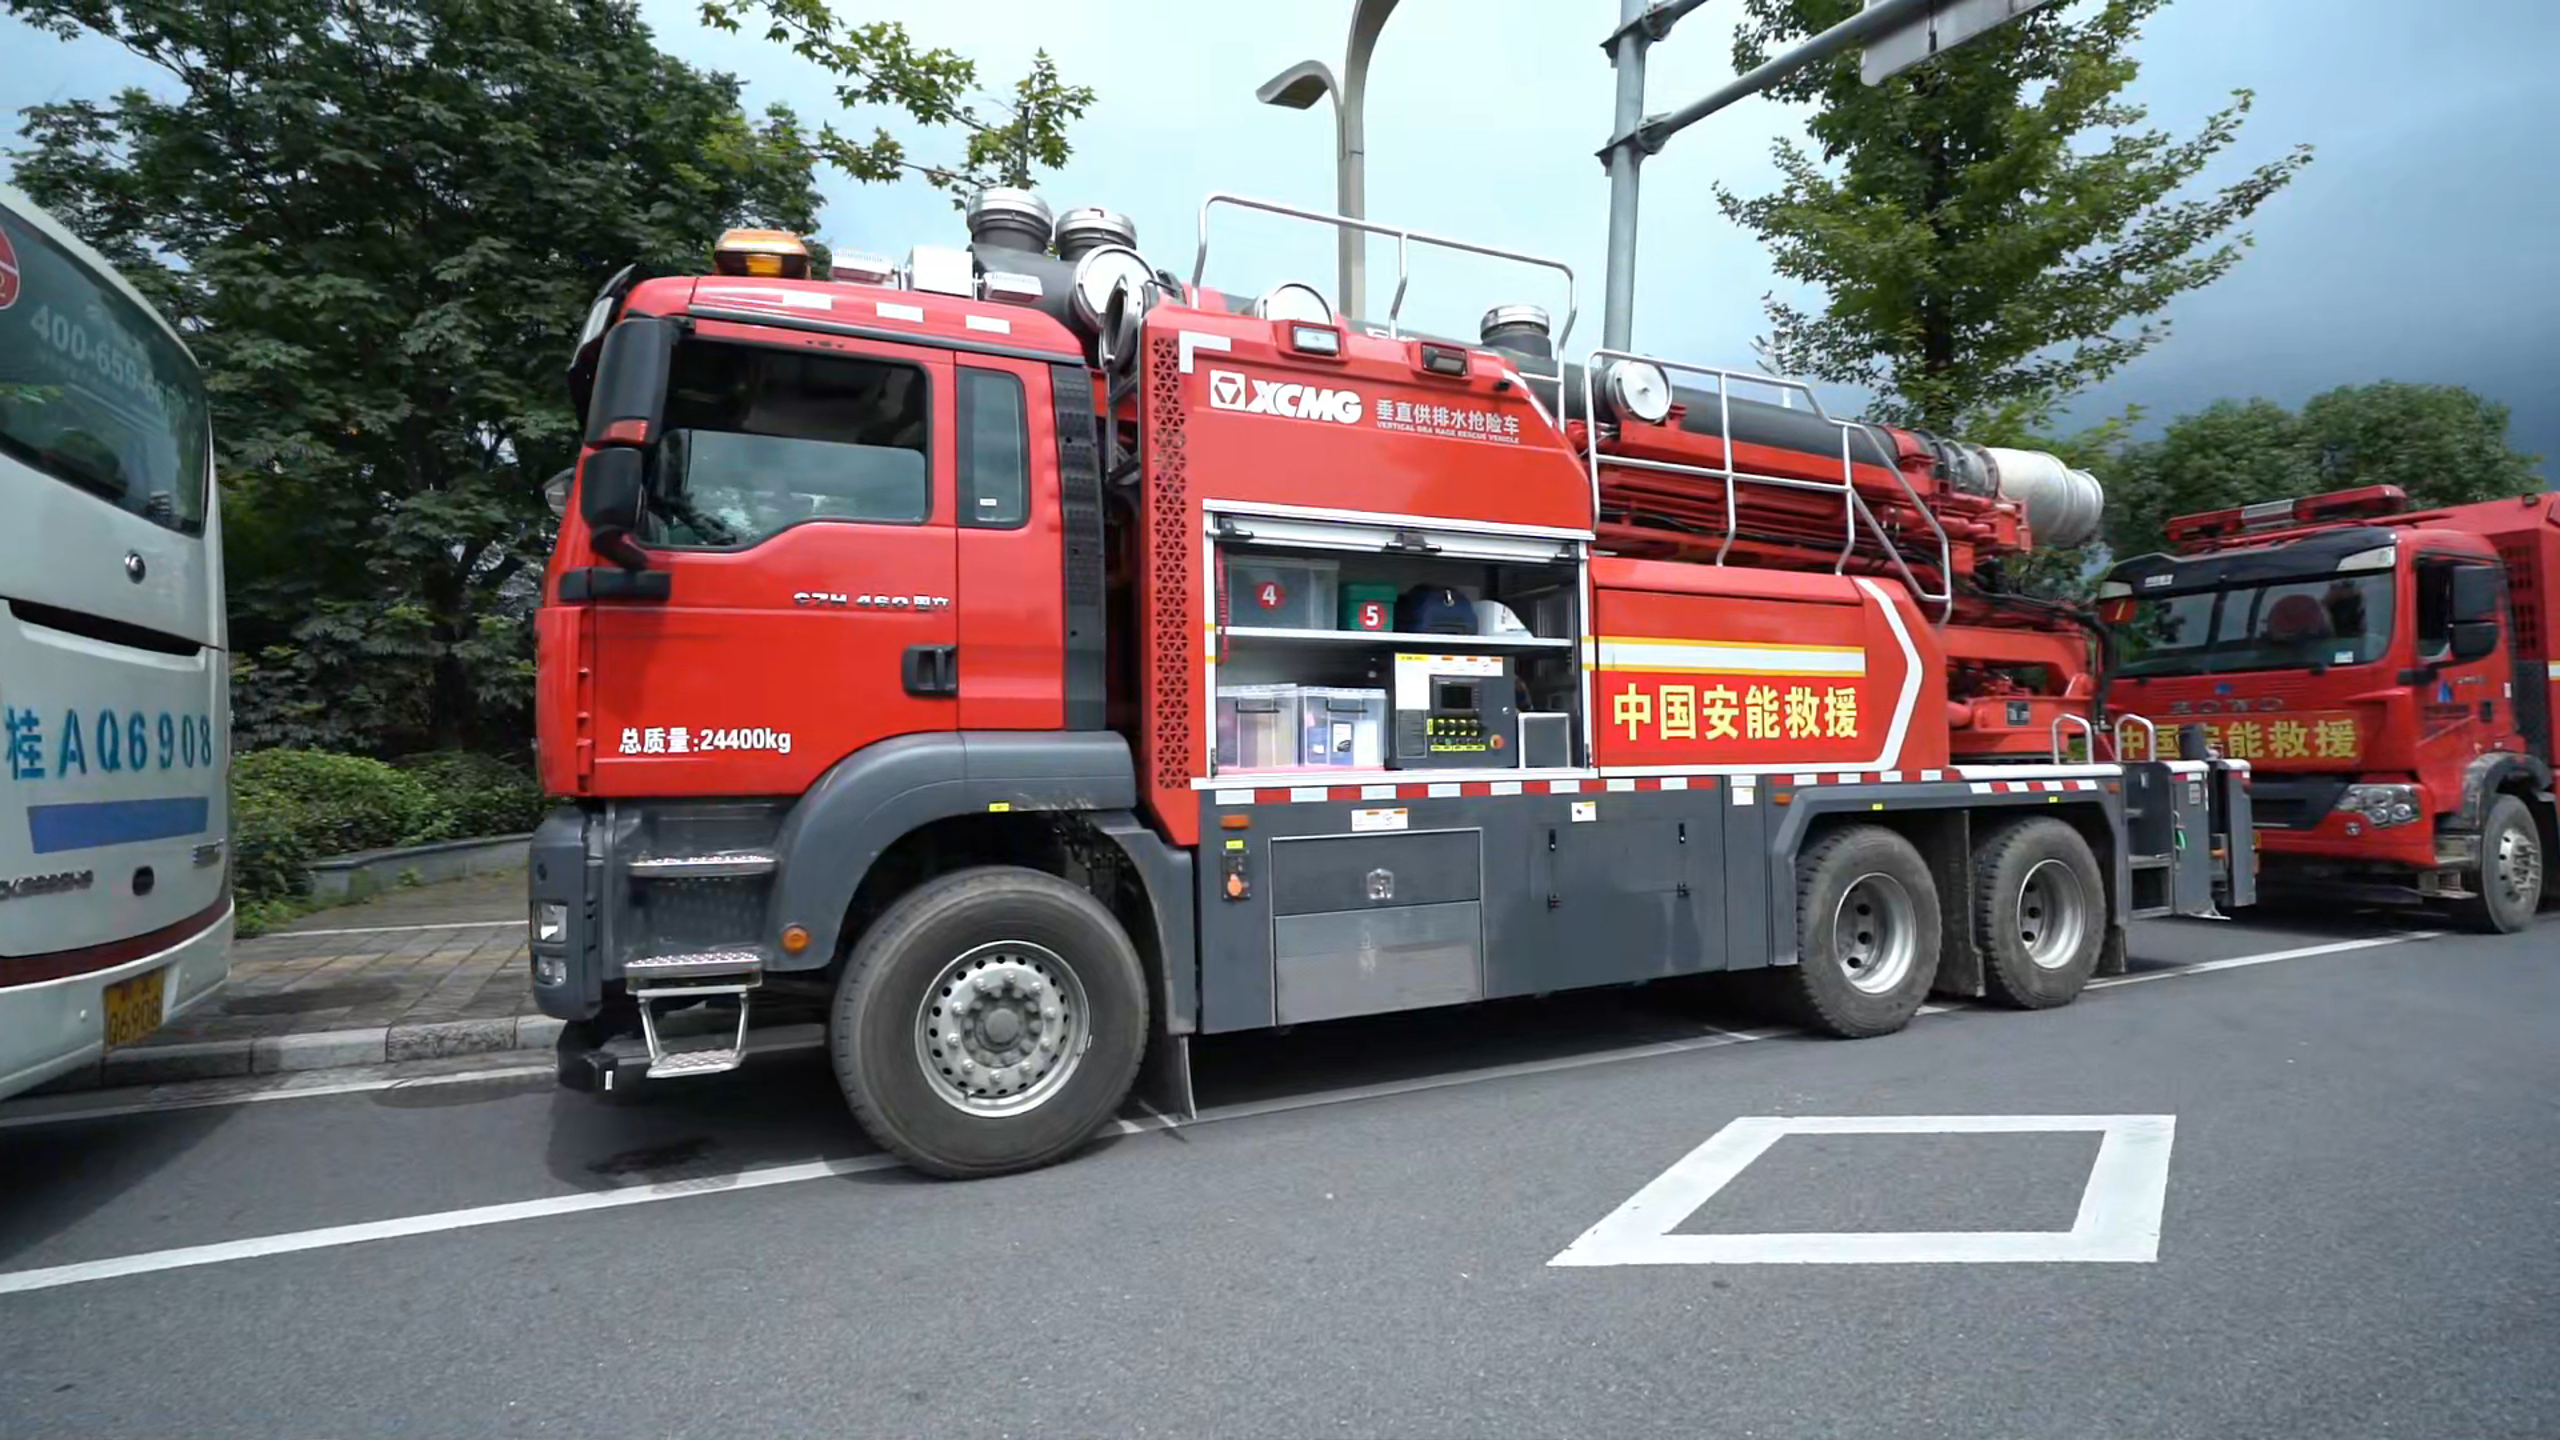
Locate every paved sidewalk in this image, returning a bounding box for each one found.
[51,870,547,1092]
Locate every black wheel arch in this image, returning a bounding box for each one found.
[766,730,1196,1034]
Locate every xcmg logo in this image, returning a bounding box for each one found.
[1205,369,1363,425]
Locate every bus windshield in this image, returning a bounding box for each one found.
[0,204,210,533]
[2113,573,2395,678]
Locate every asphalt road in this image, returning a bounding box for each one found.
[3,909,2554,1439]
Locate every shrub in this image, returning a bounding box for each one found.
[228,747,548,928]
[392,751,548,838]
[230,749,443,858]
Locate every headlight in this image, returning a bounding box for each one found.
[1602,359,1673,423]
[2338,784,2422,829]
[532,900,568,944]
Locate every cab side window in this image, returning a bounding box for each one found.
[642,340,931,548]
[956,367,1028,529]
[2414,557,2499,661]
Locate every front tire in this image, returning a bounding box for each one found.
[1973,817,2105,1009]
[2450,795,2543,935]
[1782,825,1941,1038]
[833,866,1148,1178]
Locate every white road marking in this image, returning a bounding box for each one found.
[0,1034,830,1132]
[257,919,518,939]
[2087,931,2439,990]
[1549,1114,2177,1267]
[0,1155,905,1297]
[0,928,2437,1293]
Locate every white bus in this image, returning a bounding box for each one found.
[0,185,232,1098]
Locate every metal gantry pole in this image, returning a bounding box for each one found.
[1599,0,1654,352]
[1599,0,2039,353]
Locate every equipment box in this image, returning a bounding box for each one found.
[1225,556,1340,631]
[1299,687,1387,768]
[1216,684,1302,771]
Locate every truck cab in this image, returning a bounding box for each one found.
[2101,486,2558,930]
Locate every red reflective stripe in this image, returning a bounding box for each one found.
[0,888,230,989]
[600,418,650,446]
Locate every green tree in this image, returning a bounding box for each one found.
[8,0,824,754]
[1718,0,2313,433]
[2106,382,2546,557]
[699,0,1094,210]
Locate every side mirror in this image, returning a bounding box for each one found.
[2448,565,2500,625]
[578,317,679,571]
[584,316,678,449]
[2449,619,2499,664]
[579,448,649,570]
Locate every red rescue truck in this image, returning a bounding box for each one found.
[2101,486,2557,931]
[531,190,2254,1177]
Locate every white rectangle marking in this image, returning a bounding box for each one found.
[1660,776,1689,791]
[1492,781,1523,796]
[1606,778,1636,793]
[1288,787,1330,804]
[1427,782,1461,799]
[875,301,926,322]
[1549,1114,2176,1267]
[1570,800,1598,823]
[963,314,1012,334]
[1214,788,1255,806]
[1361,784,1399,801]
[1547,780,1584,794]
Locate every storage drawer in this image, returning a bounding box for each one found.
[1269,830,1481,916]
[1274,901,1483,1025]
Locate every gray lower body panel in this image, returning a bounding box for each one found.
[1192,774,2143,1034]
[1274,901,1484,1024]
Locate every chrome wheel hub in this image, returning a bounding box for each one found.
[2494,825,2542,907]
[1834,872,1918,996]
[915,942,1088,1116]
[2017,858,2091,971]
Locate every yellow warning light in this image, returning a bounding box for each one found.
[780,924,812,954]
[713,228,811,279]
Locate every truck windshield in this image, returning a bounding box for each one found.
[0,201,210,533]
[2114,572,2394,678]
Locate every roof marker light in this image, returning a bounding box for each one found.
[712,228,811,279]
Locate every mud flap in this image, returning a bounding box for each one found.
[1138,1031,1196,1122]
[2210,759,2257,913]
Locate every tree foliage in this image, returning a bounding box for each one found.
[1717,0,2313,432]
[2107,382,2548,557]
[698,0,1094,209]
[7,0,824,755]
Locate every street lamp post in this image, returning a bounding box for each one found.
[1256,0,1401,321]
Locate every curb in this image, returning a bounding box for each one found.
[42,1015,566,1094]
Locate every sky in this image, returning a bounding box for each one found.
[4,0,2553,477]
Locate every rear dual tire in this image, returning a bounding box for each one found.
[1972,817,2105,1009]
[1783,825,1942,1037]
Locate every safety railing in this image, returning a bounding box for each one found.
[1576,349,1954,622]
[2113,713,2158,763]
[1192,193,1577,352]
[2051,712,2098,766]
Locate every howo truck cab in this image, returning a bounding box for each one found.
[2101,486,2558,931]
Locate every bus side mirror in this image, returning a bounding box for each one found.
[2448,566,2499,625]
[2449,620,2498,664]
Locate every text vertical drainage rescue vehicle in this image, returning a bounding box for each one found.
[530,191,2254,1177]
